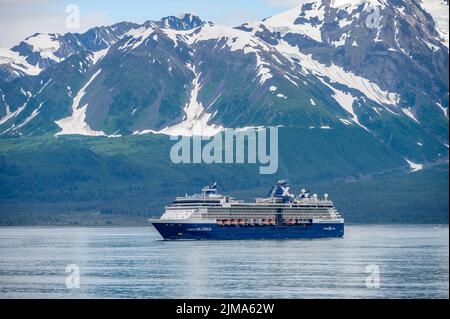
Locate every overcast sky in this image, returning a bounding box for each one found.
[0,0,301,48]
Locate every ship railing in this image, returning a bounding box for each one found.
[203,214,338,220]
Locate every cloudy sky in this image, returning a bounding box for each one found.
[0,0,301,48]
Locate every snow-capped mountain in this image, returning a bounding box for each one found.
[253,0,449,118]
[0,22,139,83]
[0,2,448,165]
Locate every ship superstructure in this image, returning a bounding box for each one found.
[150,181,344,240]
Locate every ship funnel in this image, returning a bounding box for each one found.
[202,183,218,196]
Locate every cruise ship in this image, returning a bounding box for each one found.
[150,181,344,240]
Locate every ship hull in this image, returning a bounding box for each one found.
[151,222,344,240]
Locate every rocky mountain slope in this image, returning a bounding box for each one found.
[0,1,448,166]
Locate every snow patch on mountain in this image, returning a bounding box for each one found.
[256,65,273,84]
[0,48,41,76]
[275,40,399,107]
[146,65,224,137]
[436,102,448,117]
[24,33,63,62]
[405,158,424,172]
[263,2,325,43]
[162,27,195,48]
[55,69,107,137]
[330,0,387,11]
[330,0,362,9]
[339,118,353,125]
[402,107,420,124]
[0,103,26,127]
[419,0,449,47]
[119,25,159,50]
[190,24,258,51]
[89,48,109,65]
[13,102,44,130]
[318,77,369,131]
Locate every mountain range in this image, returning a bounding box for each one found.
[0,0,448,225]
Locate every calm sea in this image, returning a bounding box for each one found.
[0,225,448,299]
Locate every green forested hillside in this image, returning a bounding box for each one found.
[0,128,448,225]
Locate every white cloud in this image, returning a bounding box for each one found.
[0,0,109,48]
[265,0,304,8]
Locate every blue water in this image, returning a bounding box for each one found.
[0,225,448,299]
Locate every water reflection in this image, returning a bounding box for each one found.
[0,225,448,299]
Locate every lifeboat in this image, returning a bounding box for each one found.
[231,219,239,225]
[238,219,246,226]
[223,219,231,226]
[217,219,223,225]
[269,219,276,226]
[263,219,270,225]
